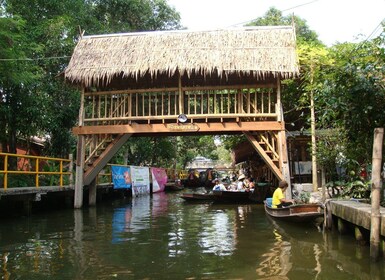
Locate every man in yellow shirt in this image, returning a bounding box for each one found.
[272,180,294,208]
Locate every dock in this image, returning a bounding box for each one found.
[0,184,116,216]
[327,200,385,237]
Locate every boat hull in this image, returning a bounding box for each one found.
[264,202,324,223]
[181,190,253,203]
[180,193,215,201]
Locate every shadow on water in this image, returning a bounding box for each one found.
[0,191,384,279]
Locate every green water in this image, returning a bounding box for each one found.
[0,190,384,279]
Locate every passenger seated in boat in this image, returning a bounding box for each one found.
[228,177,238,191]
[272,180,294,208]
[212,179,227,191]
[237,174,246,191]
[246,177,255,192]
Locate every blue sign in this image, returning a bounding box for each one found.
[111,166,132,189]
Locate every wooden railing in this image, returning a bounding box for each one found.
[0,153,73,189]
[83,86,278,125]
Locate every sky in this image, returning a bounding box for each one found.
[167,0,385,46]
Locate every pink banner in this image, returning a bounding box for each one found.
[151,167,168,193]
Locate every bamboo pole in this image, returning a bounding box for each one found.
[310,63,318,192]
[370,127,383,262]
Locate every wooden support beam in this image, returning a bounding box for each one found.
[83,133,132,186]
[73,121,284,135]
[243,131,283,181]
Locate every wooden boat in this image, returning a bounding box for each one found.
[264,199,324,223]
[165,181,184,191]
[211,190,252,203]
[181,190,253,203]
[180,192,215,201]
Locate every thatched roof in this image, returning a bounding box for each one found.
[64,26,299,89]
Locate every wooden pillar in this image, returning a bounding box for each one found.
[88,178,97,206]
[337,218,347,234]
[178,73,183,115]
[74,136,85,208]
[355,226,365,245]
[310,67,318,192]
[276,78,291,197]
[69,153,74,186]
[74,88,85,209]
[370,127,383,262]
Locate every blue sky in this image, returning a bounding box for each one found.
[167,0,385,46]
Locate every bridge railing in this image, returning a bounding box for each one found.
[0,153,188,190]
[83,86,278,125]
[0,153,73,190]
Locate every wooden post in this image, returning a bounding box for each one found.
[88,178,97,206]
[321,167,326,202]
[178,73,183,115]
[370,127,383,262]
[337,218,347,234]
[276,79,291,197]
[74,88,85,209]
[69,154,74,187]
[74,136,85,208]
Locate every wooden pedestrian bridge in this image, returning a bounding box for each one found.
[62,26,299,208]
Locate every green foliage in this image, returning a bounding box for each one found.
[90,0,181,33]
[6,174,35,188]
[112,135,225,170]
[325,179,371,200]
[315,37,385,168]
[298,192,310,203]
[247,7,322,45]
[1,0,182,158]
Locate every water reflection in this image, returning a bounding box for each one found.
[0,192,384,279]
[256,228,291,278]
[199,210,236,256]
[112,195,151,243]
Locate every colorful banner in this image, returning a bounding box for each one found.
[131,166,150,197]
[111,165,132,189]
[151,167,168,193]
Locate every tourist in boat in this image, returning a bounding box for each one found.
[246,177,255,192]
[237,174,246,191]
[212,179,227,191]
[228,177,238,191]
[272,180,294,208]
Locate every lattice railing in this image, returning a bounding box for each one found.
[83,87,277,125]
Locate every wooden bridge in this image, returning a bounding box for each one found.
[64,26,299,208]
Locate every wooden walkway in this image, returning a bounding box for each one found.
[328,200,385,237]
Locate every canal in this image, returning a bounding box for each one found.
[0,189,384,279]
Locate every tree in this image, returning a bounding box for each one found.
[247,7,322,45]
[90,0,181,33]
[1,0,182,158]
[0,16,44,155]
[316,36,385,171]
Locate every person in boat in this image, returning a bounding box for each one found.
[228,177,238,191]
[272,180,294,208]
[237,174,246,191]
[246,177,255,192]
[212,179,227,191]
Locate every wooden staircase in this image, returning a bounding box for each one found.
[82,133,131,185]
[244,131,284,181]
